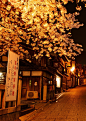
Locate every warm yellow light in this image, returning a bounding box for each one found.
[70,67,75,72]
[0,72,2,77]
[56,76,61,88]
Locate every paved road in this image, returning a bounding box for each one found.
[28,85,86,121]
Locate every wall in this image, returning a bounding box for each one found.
[0,106,20,121]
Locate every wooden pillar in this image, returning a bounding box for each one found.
[40,76,42,100]
[8,101,11,107]
[43,85,47,102]
[17,77,22,106]
[13,101,16,107]
[0,90,2,108]
[53,85,55,92]
[2,91,5,109]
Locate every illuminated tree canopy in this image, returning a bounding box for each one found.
[0,0,84,61]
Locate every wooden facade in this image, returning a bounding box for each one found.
[0,52,72,106]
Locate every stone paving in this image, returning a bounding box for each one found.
[28,85,86,121]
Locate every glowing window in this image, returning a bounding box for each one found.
[56,75,61,88]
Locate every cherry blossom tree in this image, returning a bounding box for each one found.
[0,0,84,61]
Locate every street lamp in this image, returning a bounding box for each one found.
[70,66,75,87]
[70,67,75,73]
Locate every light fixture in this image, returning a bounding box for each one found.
[70,67,75,72]
[0,72,2,77]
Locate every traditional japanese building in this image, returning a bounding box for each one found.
[0,50,72,121]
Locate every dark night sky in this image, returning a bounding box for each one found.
[66,2,86,65]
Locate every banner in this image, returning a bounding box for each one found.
[5,50,19,101]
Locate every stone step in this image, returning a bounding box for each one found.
[20,107,35,116]
[21,104,28,110]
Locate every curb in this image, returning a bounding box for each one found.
[56,92,64,100]
[19,101,50,121]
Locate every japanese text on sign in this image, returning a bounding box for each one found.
[5,50,19,101]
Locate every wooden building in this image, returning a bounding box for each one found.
[0,52,70,104]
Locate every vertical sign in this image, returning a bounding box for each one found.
[5,50,19,101]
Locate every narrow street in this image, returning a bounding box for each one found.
[28,85,86,121]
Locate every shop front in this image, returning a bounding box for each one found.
[21,71,42,100]
[21,70,55,102]
[42,73,54,101]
